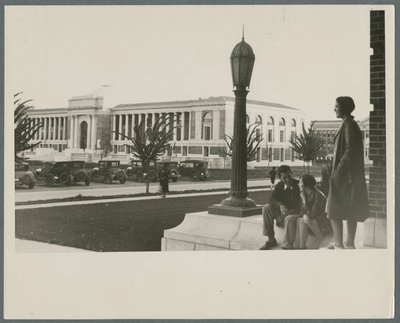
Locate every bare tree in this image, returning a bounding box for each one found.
[99,134,113,160]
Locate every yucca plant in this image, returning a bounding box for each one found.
[14,93,43,162]
[224,123,263,162]
[115,115,177,194]
[290,122,324,173]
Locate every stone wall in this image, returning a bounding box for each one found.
[365,10,386,247]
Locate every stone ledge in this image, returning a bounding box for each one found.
[162,212,335,251]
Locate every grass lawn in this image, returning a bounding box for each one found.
[16,191,272,252]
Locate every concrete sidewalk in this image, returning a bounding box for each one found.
[15,239,93,253]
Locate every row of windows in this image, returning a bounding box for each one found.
[248,115,298,127]
[112,145,296,162]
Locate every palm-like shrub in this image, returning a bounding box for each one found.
[224,123,263,162]
[290,122,324,173]
[116,115,177,193]
[14,93,43,161]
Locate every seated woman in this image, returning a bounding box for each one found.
[295,174,332,249]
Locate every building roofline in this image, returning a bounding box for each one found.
[113,96,301,112]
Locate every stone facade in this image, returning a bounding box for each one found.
[110,96,306,167]
[25,95,307,167]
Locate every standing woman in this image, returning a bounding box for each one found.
[326,97,369,249]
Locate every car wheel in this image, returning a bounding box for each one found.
[22,174,32,187]
[104,173,113,184]
[148,170,157,182]
[59,172,70,185]
[137,172,144,182]
[117,171,127,184]
[191,172,200,181]
[46,175,55,187]
[76,171,87,182]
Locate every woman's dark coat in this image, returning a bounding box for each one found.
[326,116,370,222]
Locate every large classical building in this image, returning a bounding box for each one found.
[312,117,371,164]
[24,95,307,168]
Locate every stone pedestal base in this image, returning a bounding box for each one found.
[208,204,262,217]
[363,217,387,248]
[161,212,331,251]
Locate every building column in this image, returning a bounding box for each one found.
[111,115,116,140]
[91,115,97,150]
[74,115,79,148]
[43,117,46,140]
[70,116,74,148]
[56,117,60,140]
[124,114,129,139]
[87,115,92,150]
[213,110,220,141]
[118,114,123,140]
[195,111,202,140]
[63,117,67,142]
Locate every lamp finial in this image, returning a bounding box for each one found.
[242,25,245,41]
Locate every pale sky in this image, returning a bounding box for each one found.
[6,5,374,120]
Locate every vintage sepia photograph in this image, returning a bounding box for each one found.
[4,3,395,319]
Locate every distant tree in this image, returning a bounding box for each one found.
[224,123,263,162]
[14,93,43,162]
[290,122,324,173]
[115,115,177,194]
[99,134,113,159]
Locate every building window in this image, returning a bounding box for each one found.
[204,146,209,157]
[255,115,262,124]
[268,129,273,142]
[280,130,285,142]
[291,119,296,127]
[183,146,188,156]
[202,112,213,140]
[291,131,296,142]
[279,118,286,126]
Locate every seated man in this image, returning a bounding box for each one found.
[259,165,301,250]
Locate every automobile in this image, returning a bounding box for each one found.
[90,160,127,184]
[178,160,209,181]
[35,161,91,186]
[126,160,158,182]
[15,161,36,189]
[157,161,180,182]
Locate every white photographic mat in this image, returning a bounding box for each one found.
[4,4,395,319]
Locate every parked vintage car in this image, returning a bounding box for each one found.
[15,161,36,189]
[178,160,209,181]
[126,160,158,182]
[157,161,180,182]
[90,160,127,184]
[35,161,91,186]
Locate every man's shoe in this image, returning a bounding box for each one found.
[259,240,277,250]
[281,246,294,250]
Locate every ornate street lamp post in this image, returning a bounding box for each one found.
[209,34,261,217]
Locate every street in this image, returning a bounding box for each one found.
[15,178,271,202]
